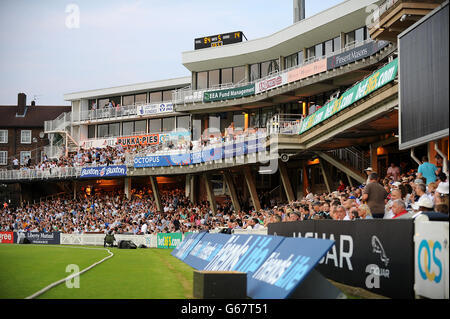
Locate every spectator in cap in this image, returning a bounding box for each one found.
[417,156,437,185]
[434,182,449,215]
[364,167,374,185]
[412,195,449,221]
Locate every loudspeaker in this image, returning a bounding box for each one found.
[118,240,137,249]
[18,237,31,244]
[193,271,247,299]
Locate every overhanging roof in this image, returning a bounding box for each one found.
[182,0,383,72]
[64,76,191,101]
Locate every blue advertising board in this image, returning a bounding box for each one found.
[247,237,335,299]
[80,165,127,178]
[182,233,231,270]
[171,232,206,261]
[203,235,284,275]
[133,136,266,168]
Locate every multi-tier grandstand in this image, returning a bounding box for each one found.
[0,0,448,301]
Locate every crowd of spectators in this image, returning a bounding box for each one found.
[1,160,448,235]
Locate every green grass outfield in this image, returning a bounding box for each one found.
[0,244,194,299]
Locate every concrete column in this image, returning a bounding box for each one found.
[279,160,295,202]
[223,171,241,212]
[124,177,131,199]
[279,56,285,71]
[244,64,250,83]
[243,166,261,211]
[192,71,197,90]
[340,32,346,49]
[149,176,162,213]
[319,161,331,194]
[203,173,217,215]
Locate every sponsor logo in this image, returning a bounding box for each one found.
[365,236,390,289]
[0,232,13,244]
[417,240,443,283]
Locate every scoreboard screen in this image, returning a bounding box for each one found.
[194,31,243,50]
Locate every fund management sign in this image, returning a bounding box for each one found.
[171,233,335,299]
[299,58,398,134]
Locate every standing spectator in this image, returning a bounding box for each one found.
[337,180,346,192]
[386,163,400,181]
[364,167,375,185]
[362,172,387,219]
[12,158,19,170]
[417,156,437,185]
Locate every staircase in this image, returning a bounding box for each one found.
[44,112,79,155]
[316,147,369,185]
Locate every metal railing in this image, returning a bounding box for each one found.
[328,146,370,173]
[44,112,71,133]
[267,114,304,135]
[0,166,82,181]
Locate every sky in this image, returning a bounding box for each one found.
[0,0,344,106]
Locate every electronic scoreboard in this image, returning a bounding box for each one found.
[194,31,243,50]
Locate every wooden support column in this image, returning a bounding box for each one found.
[203,173,217,215]
[124,177,131,199]
[223,171,241,213]
[279,160,295,202]
[346,174,354,188]
[190,174,197,204]
[73,180,77,200]
[319,160,331,194]
[243,166,261,212]
[149,176,162,213]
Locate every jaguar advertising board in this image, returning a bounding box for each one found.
[268,219,415,299]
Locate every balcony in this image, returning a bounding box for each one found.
[368,0,444,42]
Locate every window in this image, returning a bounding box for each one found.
[21,130,32,144]
[0,151,7,165]
[122,122,134,136]
[162,90,172,102]
[233,66,246,84]
[249,64,260,81]
[97,124,109,138]
[355,27,365,43]
[346,30,355,46]
[98,98,110,109]
[233,113,245,131]
[149,91,162,103]
[122,95,135,106]
[149,119,161,133]
[162,117,175,132]
[134,120,147,134]
[208,116,221,135]
[298,51,304,65]
[315,43,324,58]
[221,68,233,84]
[208,69,220,88]
[88,125,96,139]
[135,93,147,104]
[192,118,203,140]
[260,60,278,78]
[285,53,298,69]
[176,116,190,131]
[249,111,260,128]
[20,151,31,165]
[0,130,7,143]
[109,123,120,137]
[306,46,315,60]
[196,72,208,90]
[88,99,97,110]
[333,36,341,52]
[325,40,333,56]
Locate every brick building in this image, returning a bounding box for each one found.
[0,93,71,169]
